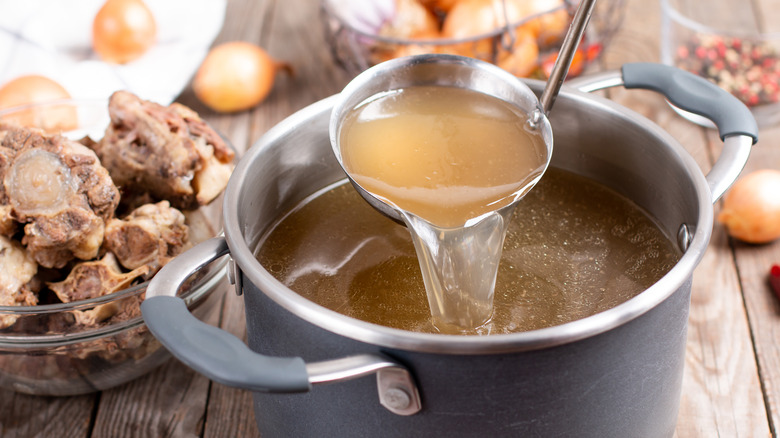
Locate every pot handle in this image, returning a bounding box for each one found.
[566,62,758,203]
[141,237,422,416]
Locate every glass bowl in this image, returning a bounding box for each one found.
[0,99,230,396]
[321,0,626,79]
[661,0,780,127]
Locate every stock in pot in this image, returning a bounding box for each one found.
[142,61,757,437]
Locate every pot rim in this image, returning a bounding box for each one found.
[224,86,713,355]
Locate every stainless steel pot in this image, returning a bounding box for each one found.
[142,62,757,438]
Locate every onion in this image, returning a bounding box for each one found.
[192,42,291,113]
[92,0,157,64]
[496,27,539,77]
[441,0,527,59]
[0,75,78,132]
[328,0,395,35]
[717,169,780,244]
[440,0,565,61]
[519,0,568,42]
[419,0,459,13]
[379,0,440,40]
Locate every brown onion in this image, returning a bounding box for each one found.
[718,169,780,244]
[92,0,157,64]
[379,0,440,40]
[519,0,568,42]
[496,27,539,77]
[192,42,290,113]
[419,0,459,13]
[0,75,78,132]
[441,0,527,59]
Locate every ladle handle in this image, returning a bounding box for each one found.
[141,237,421,415]
[567,63,758,202]
[539,0,597,114]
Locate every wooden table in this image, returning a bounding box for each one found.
[2,0,780,436]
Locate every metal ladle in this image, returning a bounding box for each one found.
[329,0,598,224]
[539,0,598,117]
[329,0,600,332]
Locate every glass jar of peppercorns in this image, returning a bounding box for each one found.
[661,0,780,127]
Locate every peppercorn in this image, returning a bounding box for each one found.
[675,34,780,107]
[769,265,780,301]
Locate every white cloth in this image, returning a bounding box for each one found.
[0,0,226,105]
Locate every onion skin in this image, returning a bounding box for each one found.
[0,75,78,132]
[718,169,780,244]
[440,0,566,62]
[92,0,157,64]
[520,0,567,42]
[193,42,288,113]
[441,0,527,59]
[496,28,539,77]
[419,0,459,13]
[379,0,440,40]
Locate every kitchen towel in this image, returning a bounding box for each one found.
[0,0,225,105]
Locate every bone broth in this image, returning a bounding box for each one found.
[336,86,549,333]
[255,169,680,335]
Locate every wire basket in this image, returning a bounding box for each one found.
[322,0,626,78]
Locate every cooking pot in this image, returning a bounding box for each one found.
[142,61,757,437]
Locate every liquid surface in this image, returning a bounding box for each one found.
[338,85,548,228]
[255,168,681,335]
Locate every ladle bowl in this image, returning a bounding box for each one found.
[329,54,554,225]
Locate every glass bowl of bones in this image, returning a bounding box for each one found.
[0,92,235,396]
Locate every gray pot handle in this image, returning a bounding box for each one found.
[567,62,757,202]
[142,237,421,415]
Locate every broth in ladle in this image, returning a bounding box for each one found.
[336,85,548,333]
[339,86,548,228]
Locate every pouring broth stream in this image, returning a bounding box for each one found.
[337,85,548,333]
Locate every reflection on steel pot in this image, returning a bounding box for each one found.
[142,59,757,437]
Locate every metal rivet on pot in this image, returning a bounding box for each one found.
[677,224,693,252]
[382,387,412,411]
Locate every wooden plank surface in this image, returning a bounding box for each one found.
[732,116,780,433]
[0,392,93,438]
[2,0,780,436]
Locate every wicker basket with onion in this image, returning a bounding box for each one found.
[322,0,626,78]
